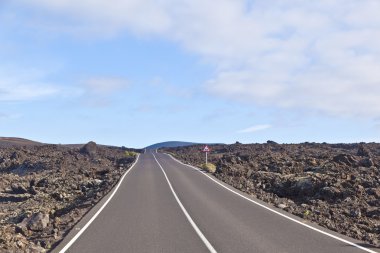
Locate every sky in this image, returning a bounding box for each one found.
[1,0,380,148]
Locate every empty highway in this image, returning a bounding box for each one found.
[54,151,379,253]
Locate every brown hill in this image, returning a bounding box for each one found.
[0,137,43,148]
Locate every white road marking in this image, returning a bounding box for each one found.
[165,153,377,253]
[153,154,217,253]
[59,154,141,253]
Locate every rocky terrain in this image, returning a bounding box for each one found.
[163,142,380,247]
[0,142,139,252]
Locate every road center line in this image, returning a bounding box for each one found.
[58,154,141,253]
[166,153,377,253]
[153,154,217,253]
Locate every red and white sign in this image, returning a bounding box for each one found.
[202,145,211,152]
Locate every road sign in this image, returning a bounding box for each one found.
[202,145,210,152]
[202,145,210,164]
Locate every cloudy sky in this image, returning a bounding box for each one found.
[1,0,380,148]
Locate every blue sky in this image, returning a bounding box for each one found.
[1,0,380,148]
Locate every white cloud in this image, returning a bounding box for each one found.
[0,64,85,102]
[0,112,21,120]
[149,76,195,99]
[81,77,129,107]
[0,84,58,101]
[13,0,380,117]
[84,77,128,94]
[0,67,61,101]
[238,124,272,133]
[14,0,172,37]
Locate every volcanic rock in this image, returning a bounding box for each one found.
[357,144,371,157]
[11,183,28,194]
[36,178,49,188]
[320,186,342,200]
[27,212,50,231]
[81,141,97,156]
[358,158,374,168]
[291,177,316,196]
[333,154,357,166]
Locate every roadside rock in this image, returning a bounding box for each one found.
[366,207,379,218]
[27,212,50,231]
[81,141,97,156]
[290,176,320,196]
[11,183,28,194]
[277,203,287,209]
[320,186,342,201]
[0,193,30,202]
[36,178,49,188]
[333,154,357,166]
[367,188,380,198]
[357,144,371,157]
[26,243,46,253]
[358,158,374,168]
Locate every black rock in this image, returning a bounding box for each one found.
[28,186,38,195]
[332,154,357,166]
[36,178,49,188]
[320,186,342,200]
[81,141,97,156]
[357,144,371,157]
[358,158,374,168]
[11,183,28,194]
[27,212,50,231]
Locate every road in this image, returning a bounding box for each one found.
[54,151,379,253]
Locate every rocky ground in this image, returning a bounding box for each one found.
[163,142,380,247]
[0,142,139,252]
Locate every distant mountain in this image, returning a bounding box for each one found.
[0,137,43,148]
[146,141,198,150]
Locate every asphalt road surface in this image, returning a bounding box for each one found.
[54,151,379,253]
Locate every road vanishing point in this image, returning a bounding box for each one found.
[53,151,379,253]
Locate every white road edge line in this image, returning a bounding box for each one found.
[166,153,377,253]
[153,154,217,253]
[59,154,141,253]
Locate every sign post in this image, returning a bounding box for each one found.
[202,145,210,164]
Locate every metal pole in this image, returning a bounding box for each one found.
[206,152,208,164]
